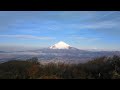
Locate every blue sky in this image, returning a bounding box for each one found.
[0,11,120,50]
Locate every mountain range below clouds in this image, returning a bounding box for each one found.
[0,41,120,64]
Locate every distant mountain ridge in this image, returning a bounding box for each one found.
[0,41,120,63]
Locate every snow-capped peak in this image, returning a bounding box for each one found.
[49,41,71,49]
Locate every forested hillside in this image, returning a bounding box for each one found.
[0,56,120,79]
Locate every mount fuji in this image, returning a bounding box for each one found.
[49,41,77,50]
[0,41,120,63]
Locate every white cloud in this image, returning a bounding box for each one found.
[0,35,55,40]
[69,20,119,30]
[85,21,117,29]
[94,11,119,21]
[67,35,102,42]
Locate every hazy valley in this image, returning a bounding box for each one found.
[0,42,120,64]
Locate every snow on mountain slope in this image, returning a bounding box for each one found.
[49,41,71,49]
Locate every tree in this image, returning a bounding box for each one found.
[27,64,40,79]
[27,57,39,64]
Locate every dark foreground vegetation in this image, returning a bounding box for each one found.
[0,55,120,79]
